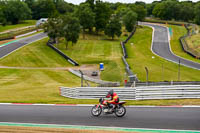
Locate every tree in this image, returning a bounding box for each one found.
[0,2,6,26]
[32,0,56,20]
[134,5,147,21]
[178,2,194,22]
[153,0,180,20]
[24,0,35,11]
[86,0,95,11]
[62,15,81,49]
[105,15,122,40]
[123,11,137,32]
[77,3,95,39]
[94,0,111,33]
[195,3,200,25]
[54,0,74,14]
[43,16,63,44]
[3,0,31,24]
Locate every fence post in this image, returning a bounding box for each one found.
[145,67,149,86]
[178,59,181,81]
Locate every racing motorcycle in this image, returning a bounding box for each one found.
[91,98,126,117]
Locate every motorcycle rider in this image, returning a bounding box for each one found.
[106,89,119,111]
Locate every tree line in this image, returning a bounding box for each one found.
[0,0,200,25]
[0,0,200,47]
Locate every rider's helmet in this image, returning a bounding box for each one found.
[106,89,114,98]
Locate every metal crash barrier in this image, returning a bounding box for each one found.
[60,85,200,100]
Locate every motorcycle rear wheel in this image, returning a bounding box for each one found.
[115,105,126,117]
[91,105,102,117]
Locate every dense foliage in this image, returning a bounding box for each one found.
[1,0,199,46]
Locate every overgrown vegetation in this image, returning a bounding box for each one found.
[186,33,200,55]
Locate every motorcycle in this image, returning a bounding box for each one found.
[91,98,126,117]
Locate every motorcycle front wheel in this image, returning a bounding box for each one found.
[91,105,102,117]
[115,105,126,117]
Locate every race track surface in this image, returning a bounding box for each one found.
[141,22,200,70]
[0,33,47,59]
[0,105,199,130]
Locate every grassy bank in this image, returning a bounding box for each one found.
[185,33,200,55]
[56,33,126,83]
[168,24,200,63]
[0,20,36,32]
[0,38,70,67]
[126,26,200,81]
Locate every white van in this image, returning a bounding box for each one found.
[36,18,48,27]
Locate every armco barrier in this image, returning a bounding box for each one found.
[60,87,135,100]
[126,81,200,87]
[121,27,138,82]
[68,68,120,86]
[60,85,200,100]
[47,39,79,66]
[179,24,200,59]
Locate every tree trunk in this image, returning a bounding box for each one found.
[66,41,68,49]
[83,29,85,39]
[89,27,92,33]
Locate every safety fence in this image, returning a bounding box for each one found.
[60,85,200,100]
[126,81,200,87]
[47,39,79,66]
[120,27,138,82]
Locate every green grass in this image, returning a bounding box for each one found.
[126,26,200,81]
[0,20,36,32]
[0,68,98,103]
[185,33,200,55]
[0,33,200,105]
[168,24,200,63]
[56,33,126,83]
[0,38,70,67]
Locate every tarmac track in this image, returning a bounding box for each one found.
[0,32,47,59]
[0,105,200,131]
[141,22,200,70]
